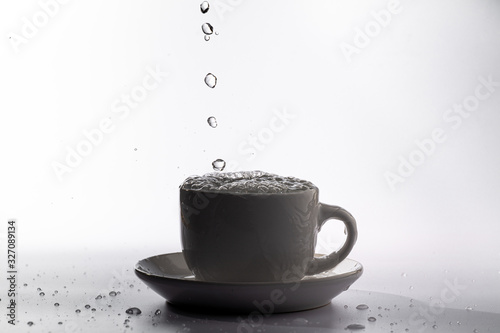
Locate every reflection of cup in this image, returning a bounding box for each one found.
[180,171,358,282]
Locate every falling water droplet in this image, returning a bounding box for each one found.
[39,292,45,296]
[154,309,161,316]
[27,321,34,326]
[204,73,217,88]
[202,23,214,35]
[368,317,376,322]
[356,304,369,310]
[75,309,81,313]
[54,303,60,307]
[200,1,209,14]
[401,273,407,277]
[345,324,365,330]
[212,159,226,171]
[204,35,210,41]
[125,307,142,315]
[109,291,117,297]
[207,116,217,128]
[409,286,414,290]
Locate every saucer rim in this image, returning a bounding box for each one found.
[134,252,363,286]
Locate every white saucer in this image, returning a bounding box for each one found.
[135,252,363,313]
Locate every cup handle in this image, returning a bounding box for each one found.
[306,203,358,275]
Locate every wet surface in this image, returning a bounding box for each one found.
[5,250,499,332]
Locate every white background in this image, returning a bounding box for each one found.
[1,0,499,327]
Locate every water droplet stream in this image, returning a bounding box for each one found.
[200,1,209,14]
[212,159,226,171]
[204,73,217,88]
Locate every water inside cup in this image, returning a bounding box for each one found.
[180,170,316,194]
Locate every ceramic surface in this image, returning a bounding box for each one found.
[180,187,358,282]
[135,252,363,313]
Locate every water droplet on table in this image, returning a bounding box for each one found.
[75,309,81,313]
[356,304,369,310]
[204,73,217,88]
[368,317,376,322]
[154,309,161,316]
[39,292,45,296]
[345,324,365,330]
[204,35,210,41]
[207,116,217,128]
[85,304,91,309]
[109,291,117,297]
[292,318,308,325]
[54,303,60,307]
[212,159,226,171]
[95,295,102,300]
[465,306,473,311]
[125,307,142,315]
[432,324,438,329]
[200,1,209,14]
[202,23,214,35]
[27,321,34,326]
